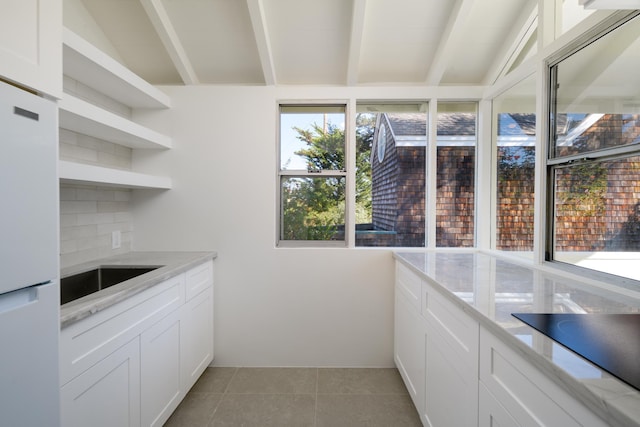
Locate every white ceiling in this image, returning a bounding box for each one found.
[75,0,541,87]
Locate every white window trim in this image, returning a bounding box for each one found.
[276,100,350,248]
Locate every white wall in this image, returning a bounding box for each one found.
[131,86,465,367]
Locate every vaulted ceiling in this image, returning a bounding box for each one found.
[73,0,541,86]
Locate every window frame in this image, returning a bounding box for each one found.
[276,101,349,248]
[544,11,640,286]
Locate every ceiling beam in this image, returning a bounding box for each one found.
[139,0,199,85]
[346,0,367,86]
[425,0,476,86]
[483,0,538,85]
[247,0,276,85]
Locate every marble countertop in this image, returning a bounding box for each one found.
[60,251,217,328]
[394,250,640,427]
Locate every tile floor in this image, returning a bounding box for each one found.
[164,367,422,426]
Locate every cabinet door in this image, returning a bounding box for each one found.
[479,382,519,427]
[181,286,214,391]
[61,338,141,427]
[0,0,61,96]
[394,288,425,416]
[423,288,478,427]
[141,309,183,427]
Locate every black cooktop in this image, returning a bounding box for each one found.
[512,313,640,391]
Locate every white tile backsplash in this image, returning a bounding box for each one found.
[59,129,132,170]
[63,76,132,119]
[60,184,133,268]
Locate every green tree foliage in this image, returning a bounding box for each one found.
[281,116,374,240]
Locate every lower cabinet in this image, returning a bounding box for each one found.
[60,260,214,427]
[182,284,214,391]
[422,279,478,427]
[479,382,519,427]
[478,326,607,427]
[394,285,425,414]
[141,309,183,427]
[394,260,607,427]
[61,338,141,427]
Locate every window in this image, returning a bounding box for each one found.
[547,13,640,282]
[493,75,536,255]
[436,102,477,247]
[278,104,347,246]
[355,103,427,247]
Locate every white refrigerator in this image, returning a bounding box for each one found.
[0,81,60,426]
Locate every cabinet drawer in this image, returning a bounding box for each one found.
[61,337,141,427]
[396,263,422,312]
[424,283,478,371]
[185,260,213,301]
[479,327,607,427]
[61,275,185,385]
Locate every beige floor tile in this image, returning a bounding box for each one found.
[190,367,238,393]
[225,367,318,394]
[317,368,408,395]
[163,392,223,427]
[315,394,422,427]
[210,394,316,427]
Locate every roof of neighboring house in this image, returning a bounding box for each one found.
[385,112,539,138]
[386,113,427,136]
[385,112,477,136]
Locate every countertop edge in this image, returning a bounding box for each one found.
[393,251,638,427]
[60,251,217,328]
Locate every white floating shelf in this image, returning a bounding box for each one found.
[59,94,172,150]
[63,28,171,109]
[59,161,172,190]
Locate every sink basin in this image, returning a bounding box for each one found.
[61,266,161,305]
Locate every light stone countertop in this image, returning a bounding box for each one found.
[394,250,640,427]
[60,251,217,328]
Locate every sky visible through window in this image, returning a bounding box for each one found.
[280,113,345,170]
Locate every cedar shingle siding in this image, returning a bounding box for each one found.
[363,112,640,250]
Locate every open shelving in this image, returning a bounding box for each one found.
[60,28,172,190]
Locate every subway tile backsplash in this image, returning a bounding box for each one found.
[60,184,133,268]
[59,128,132,170]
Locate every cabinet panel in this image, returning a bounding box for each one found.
[181,286,214,391]
[424,285,477,371]
[141,310,182,427]
[61,276,183,384]
[479,382,519,427]
[423,289,478,427]
[396,263,422,312]
[394,289,425,414]
[479,327,607,427]
[0,0,61,96]
[186,260,213,301]
[61,337,141,427]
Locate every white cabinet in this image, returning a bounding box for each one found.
[0,0,61,96]
[394,265,425,415]
[181,260,215,391]
[61,260,215,427]
[394,259,608,427]
[141,309,183,427]
[182,285,215,391]
[479,382,519,427]
[394,264,478,427]
[478,326,607,427]
[61,337,141,427]
[59,28,172,190]
[422,278,478,427]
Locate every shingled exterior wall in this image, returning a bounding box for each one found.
[555,157,640,252]
[368,116,426,247]
[497,146,535,251]
[436,147,475,247]
[364,113,640,250]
